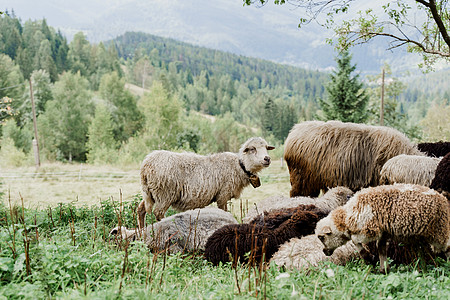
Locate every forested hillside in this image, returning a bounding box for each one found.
[1,13,449,167]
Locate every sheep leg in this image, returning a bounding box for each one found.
[137,200,147,230]
[152,200,172,221]
[354,242,377,265]
[377,234,390,274]
[217,197,229,212]
[138,191,155,229]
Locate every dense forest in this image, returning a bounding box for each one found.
[0,11,449,167]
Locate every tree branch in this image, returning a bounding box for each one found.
[349,30,450,57]
[427,0,450,48]
[415,0,431,7]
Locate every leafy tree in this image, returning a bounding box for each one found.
[67,32,91,77]
[38,72,93,161]
[98,72,143,142]
[16,69,53,126]
[138,80,183,150]
[86,103,118,164]
[244,1,450,69]
[34,39,58,81]
[212,112,252,152]
[318,50,369,123]
[0,54,24,124]
[420,102,450,141]
[1,119,33,153]
[366,66,422,140]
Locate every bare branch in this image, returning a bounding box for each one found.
[348,30,450,57]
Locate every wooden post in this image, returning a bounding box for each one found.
[29,79,40,168]
[380,68,385,126]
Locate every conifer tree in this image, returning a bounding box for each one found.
[319,50,368,123]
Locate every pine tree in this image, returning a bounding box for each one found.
[319,50,369,123]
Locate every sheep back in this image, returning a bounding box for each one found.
[141,151,248,212]
[204,208,323,266]
[327,184,450,251]
[379,154,441,186]
[242,186,354,223]
[112,207,238,253]
[271,235,359,271]
[284,121,422,197]
[417,141,450,157]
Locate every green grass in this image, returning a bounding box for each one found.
[0,195,449,300]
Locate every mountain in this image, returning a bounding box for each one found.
[0,0,434,75]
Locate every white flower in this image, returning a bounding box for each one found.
[325,268,335,278]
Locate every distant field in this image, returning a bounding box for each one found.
[0,160,291,217]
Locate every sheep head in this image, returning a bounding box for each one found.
[239,137,275,174]
[315,214,350,256]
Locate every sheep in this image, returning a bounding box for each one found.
[417,141,450,158]
[242,186,354,224]
[430,152,450,200]
[272,236,436,272]
[110,206,238,253]
[137,137,274,227]
[271,235,359,271]
[315,184,450,273]
[204,206,323,266]
[379,154,442,186]
[284,120,423,197]
[249,204,330,229]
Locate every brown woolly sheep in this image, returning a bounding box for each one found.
[204,206,323,266]
[417,141,450,158]
[271,235,359,271]
[430,152,450,200]
[379,154,441,186]
[138,137,274,227]
[284,120,422,197]
[110,207,238,253]
[249,204,329,230]
[242,186,354,224]
[315,184,450,273]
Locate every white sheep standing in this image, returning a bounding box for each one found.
[380,154,442,186]
[110,206,238,253]
[271,235,359,271]
[137,137,274,228]
[315,184,450,273]
[242,186,354,224]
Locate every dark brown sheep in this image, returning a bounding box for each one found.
[204,208,322,266]
[284,121,422,197]
[417,141,450,158]
[249,204,329,230]
[430,152,450,200]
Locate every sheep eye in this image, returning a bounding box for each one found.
[245,147,256,153]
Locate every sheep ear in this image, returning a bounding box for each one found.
[322,226,332,234]
[267,145,275,150]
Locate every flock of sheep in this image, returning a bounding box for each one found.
[110,120,450,274]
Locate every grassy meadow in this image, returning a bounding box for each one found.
[0,161,449,299]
